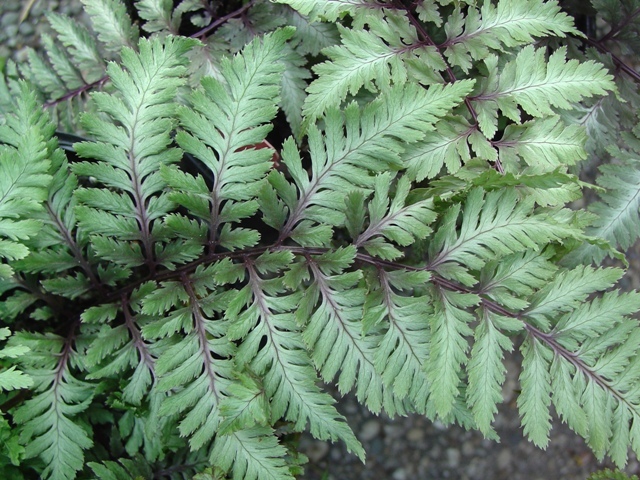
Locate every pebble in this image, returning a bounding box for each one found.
[446,448,461,467]
[407,427,424,442]
[497,448,512,469]
[305,440,330,463]
[392,468,407,480]
[359,419,381,442]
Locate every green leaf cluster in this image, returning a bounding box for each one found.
[0,0,639,479]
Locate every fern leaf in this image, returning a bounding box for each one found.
[135,0,181,34]
[518,333,553,448]
[230,252,365,460]
[404,116,474,181]
[425,287,477,419]
[473,46,615,138]
[88,455,154,480]
[279,44,309,139]
[46,12,106,83]
[525,266,623,330]
[12,333,94,480]
[429,188,576,286]
[81,0,140,53]
[466,310,516,438]
[142,261,243,451]
[495,117,587,172]
[0,327,32,392]
[564,130,640,264]
[303,14,447,122]
[210,427,294,480]
[0,84,53,278]
[442,0,579,71]
[354,173,437,260]
[279,80,474,243]
[302,249,404,415]
[166,28,293,249]
[73,35,197,273]
[479,251,557,311]
[369,268,432,412]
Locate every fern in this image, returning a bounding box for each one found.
[2,0,640,478]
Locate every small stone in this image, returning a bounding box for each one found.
[461,441,474,456]
[305,440,329,463]
[392,468,407,480]
[18,22,34,36]
[446,448,461,468]
[359,419,381,442]
[383,424,405,439]
[407,427,424,442]
[497,448,512,470]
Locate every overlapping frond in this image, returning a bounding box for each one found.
[228,251,365,460]
[442,0,578,71]
[0,84,53,279]
[472,46,615,138]
[166,28,293,250]
[12,333,94,480]
[277,80,474,243]
[428,187,577,286]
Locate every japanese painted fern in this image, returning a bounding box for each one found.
[1,0,640,478]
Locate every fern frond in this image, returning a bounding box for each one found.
[12,333,93,480]
[73,35,198,273]
[209,427,294,480]
[0,327,32,392]
[428,188,577,286]
[80,0,140,53]
[303,14,447,122]
[495,117,587,172]
[466,310,519,438]
[368,268,432,412]
[167,28,293,250]
[479,250,557,311]
[442,0,578,71]
[46,12,106,83]
[278,80,474,243]
[353,173,437,260]
[0,84,53,278]
[404,116,474,181]
[88,455,154,480]
[142,261,243,451]
[135,0,181,34]
[564,129,640,264]
[472,46,615,138]
[229,251,365,460]
[425,286,477,419]
[301,249,404,415]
